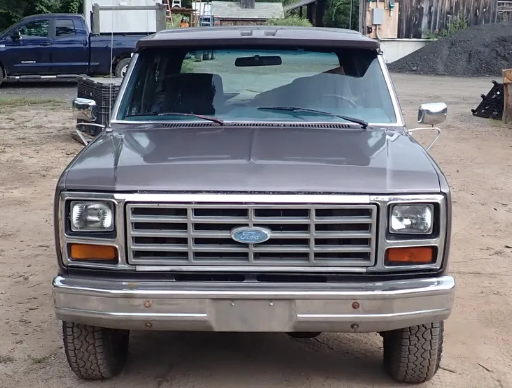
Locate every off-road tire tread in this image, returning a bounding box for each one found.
[383,321,444,384]
[62,322,129,380]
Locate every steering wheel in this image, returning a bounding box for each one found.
[318,94,358,109]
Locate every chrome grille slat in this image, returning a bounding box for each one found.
[130,216,373,224]
[130,230,373,239]
[127,203,377,267]
[131,245,373,253]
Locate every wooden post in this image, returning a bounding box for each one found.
[503,69,512,124]
[358,0,365,34]
[92,3,100,35]
[156,3,167,31]
[315,0,326,27]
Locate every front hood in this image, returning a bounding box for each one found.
[62,125,441,194]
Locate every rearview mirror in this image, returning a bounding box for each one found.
[11,30,21,40]
[73,98,97,122]
[417,102,447,126]
[235,55,282,67]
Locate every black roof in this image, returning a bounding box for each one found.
[136,26,380,50]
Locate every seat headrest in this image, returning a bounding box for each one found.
[162,73,224,115]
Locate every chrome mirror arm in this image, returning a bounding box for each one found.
[74,123,106,146]
[407,125,442,151]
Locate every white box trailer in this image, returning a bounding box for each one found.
[84,0,164,34]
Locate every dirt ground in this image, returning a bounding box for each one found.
[0,74,511,388]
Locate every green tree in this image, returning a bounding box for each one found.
[59,0,84,13]
[323,0,359,30]
[0,0,84,30]
[268,15,312,26]
[283,0,359,30]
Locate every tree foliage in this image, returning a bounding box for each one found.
[267,15,312,26]
[0,0,84,30]
[323,0,359,30]
[283,0,359,30]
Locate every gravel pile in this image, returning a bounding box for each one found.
[388,23,512,77]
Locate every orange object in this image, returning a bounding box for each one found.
[385,247,434,265]
[70,244,117,261]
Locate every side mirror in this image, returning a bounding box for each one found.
[73,98,97,122]
[417,102,447,126]
[11,30,21,40]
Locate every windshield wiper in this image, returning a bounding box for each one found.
[125,112,224,125]
[257,106,368,129]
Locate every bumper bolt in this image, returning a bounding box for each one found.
[144,300,152,308]
[351,323,359,330]
[352,301,360,309]
[145,322,152,328]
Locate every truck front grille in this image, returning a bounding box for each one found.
[126,203,377,268]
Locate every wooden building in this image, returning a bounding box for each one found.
[285,0,504,39]
[359,0,500,39]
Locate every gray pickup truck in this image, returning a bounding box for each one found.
[52,26,455,384]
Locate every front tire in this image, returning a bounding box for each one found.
[62,322,130,380]
[383,321,444,383]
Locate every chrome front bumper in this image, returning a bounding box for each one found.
[52,275,455,333]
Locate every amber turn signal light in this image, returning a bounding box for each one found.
[385,247,434,265]
[69,244,117,261]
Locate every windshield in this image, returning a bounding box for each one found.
[116,47,397,125]
[0,27,10,38]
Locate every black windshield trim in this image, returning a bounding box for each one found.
[124,112,224,125]
[257,106,369,129]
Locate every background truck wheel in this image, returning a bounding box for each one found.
[383,321,444,383]
[62,321,130,380]
[114,58,131,78]
[287,332,322,339]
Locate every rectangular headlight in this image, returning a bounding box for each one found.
[70,201,114,232]
[389,204,433,234]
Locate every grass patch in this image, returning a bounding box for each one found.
[0,97,62,107]
[423,16,468,39]
[181,59,195,73]
[29,354,51,364]
[487,117,512,128]
[0,355,15,363]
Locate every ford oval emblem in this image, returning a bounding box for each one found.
[231,226,271,244]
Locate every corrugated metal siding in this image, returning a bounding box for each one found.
[397,0,498,38]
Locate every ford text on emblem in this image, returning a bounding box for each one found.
[231,226,271,244]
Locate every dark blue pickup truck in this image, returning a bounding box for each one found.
[0,13,148,85]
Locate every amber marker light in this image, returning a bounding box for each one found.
[385,247,434,265]
[69,244,117,261]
